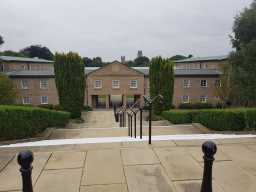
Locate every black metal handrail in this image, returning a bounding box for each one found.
[17,141,217,192]
[143,94,164,144]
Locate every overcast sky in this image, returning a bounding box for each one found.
[0,0,253,61]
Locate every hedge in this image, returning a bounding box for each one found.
[161,110,199,124]
[162,108,256,131]
[0,105,70,140]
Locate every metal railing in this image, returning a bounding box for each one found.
[17,141,217,192]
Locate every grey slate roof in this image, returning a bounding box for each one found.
[175,55,228,63]
[0,56,53,63]
[6,68,221,78]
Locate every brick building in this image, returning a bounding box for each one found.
[0,55,228,108]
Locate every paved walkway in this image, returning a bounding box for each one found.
[1,110,256,192]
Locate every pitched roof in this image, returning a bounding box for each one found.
[0,56,53,63]
[6,68,222,78]
[175,55,229,63]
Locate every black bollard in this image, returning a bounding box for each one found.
[200,141,217,192]
[119,113,122,127]
[134,113,137,138]
[140,108,143,139]
[148,105,152,144]
[17,151,34,192]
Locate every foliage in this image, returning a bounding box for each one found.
[162,108,256,131]
[0,35,4,46]
[150,57,174,115]
[0,50,27,57]
[83,105,93,111]
[38,104,63,111]
[231,0,256,50]
[162,110,198,124]
[0,105,70,140]
[20,45,54,60]
[134,56,150,67]
[229,1,256,107]
[178,103,215,109]
[54,52,85,118]
[0,74,16,104]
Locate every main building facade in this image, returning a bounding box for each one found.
[0,55,227,108]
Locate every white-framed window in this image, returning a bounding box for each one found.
[112,80,120,89]
[22,96,32,104]
[130,80,138,89]
[40,79,49,89]
[94,80,102,89]
[182,95,190,103]
[215,79,221,88]
[41,96,48,104]
[183,79,191,88]
[21,80,29,89]
[200,96,208,103]
[200,80,208,87]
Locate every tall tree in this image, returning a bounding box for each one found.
[20,45,54,60]
[0,35,4,46]
[0,74,16,104]
[229,0,256,106]
[54,52,85,118]
[150,57,174,114]
[92,57,103,67]
[134,56,150,67]
[0,50,26,57]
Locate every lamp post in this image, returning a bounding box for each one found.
[143,94,164,144]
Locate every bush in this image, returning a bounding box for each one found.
[178,103,214,109]
[162,108,256,131]
[161,110,199,124]
[0,105,70,140]
[83,105,92,111]
[193,109,246,131]
[38,104,63,111]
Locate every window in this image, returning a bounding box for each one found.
[40,79,49,89]
[22,96,32,104]
[200,80,208,87]
[94,80,102,89]
[41,96,48,104]
[112,80,120,89]
[130,80,138,89]
[215,80,221,88]
[21,80,29,89]
[182,95,190,103]
[200,96,208,103]
[183,79,191,88]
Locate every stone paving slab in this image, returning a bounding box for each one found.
[80,184,128,192]
[45,151,86,170]
[186,146,231,162]
[214,161,256,192]
[154,147,203,181]
[82,149,125,185]
[174,139,221,146]
[221,145,256,176]
[0,153,14,171]
[0,152,50,191]
[124,164,175,192]
[173,180,224,192]
[121,148,159,165]
[34,169,82,192]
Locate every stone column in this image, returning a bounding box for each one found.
[106,95,110,109]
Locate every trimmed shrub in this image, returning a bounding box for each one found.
[162,108,256,131]
[193,109,246,131]
[162,110,199,124]
[83,105,93,111]
[38,104,63,111]
[0,105,70,140]
[178,103,214,109]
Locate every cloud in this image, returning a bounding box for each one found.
[0,0,253,61]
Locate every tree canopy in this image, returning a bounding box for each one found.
[0,74,16,104]
[20,45,54,60]
[0,35,4,46]
[54,52,85,118]
[229,0,256,107]
[150,57,174,114]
